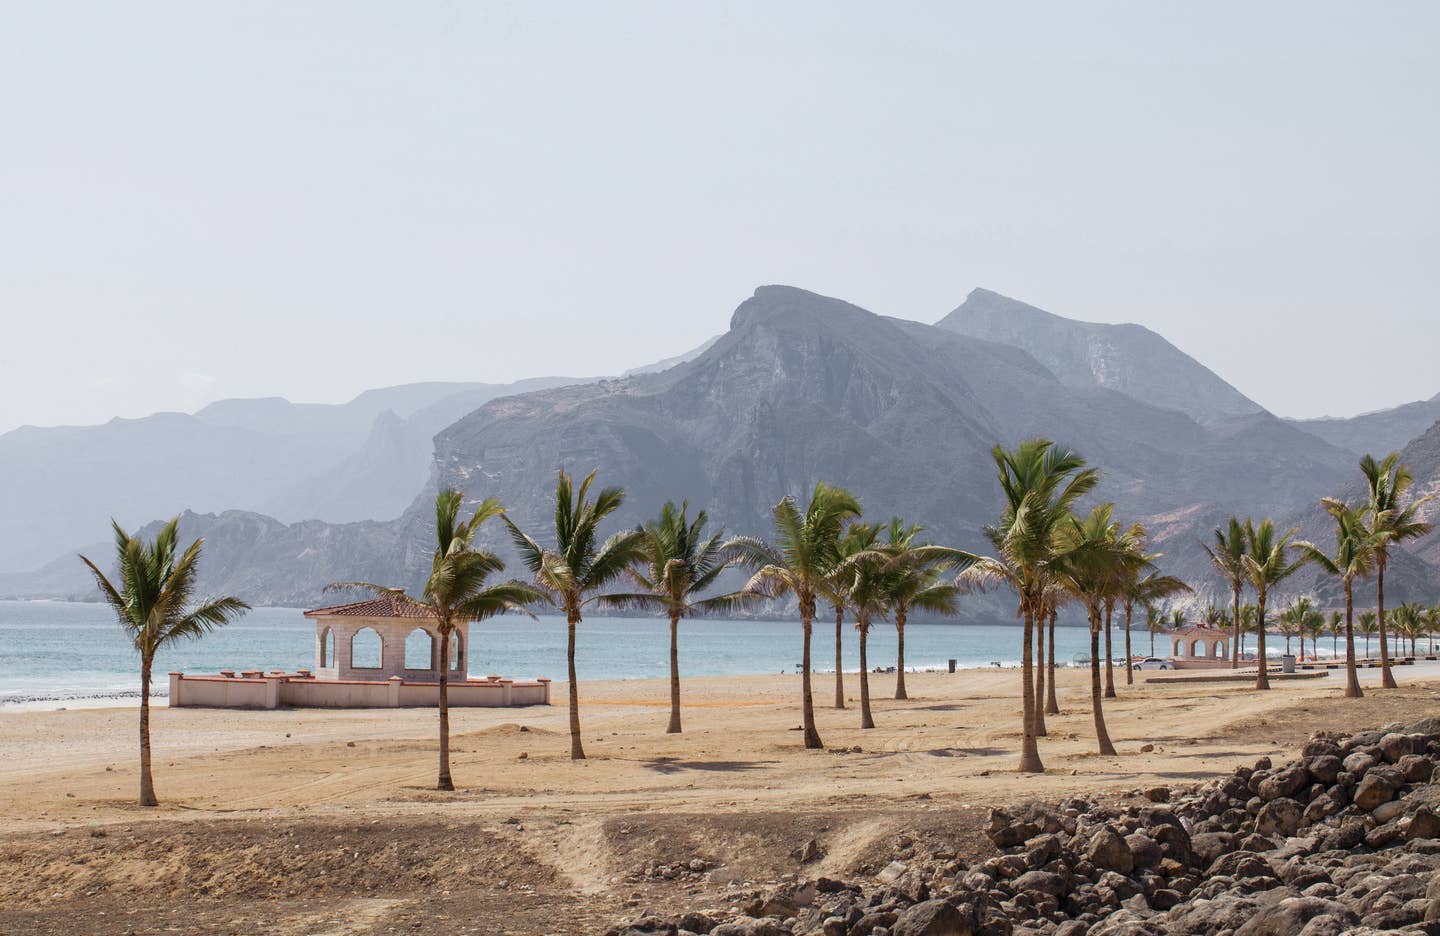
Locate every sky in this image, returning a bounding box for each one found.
[2,2,1437,433]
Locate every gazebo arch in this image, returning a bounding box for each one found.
[405,628,436,671]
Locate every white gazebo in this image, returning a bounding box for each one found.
[305,588,466,682]
[1166,625,1230,668]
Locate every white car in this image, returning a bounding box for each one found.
[1132,657,1171,671]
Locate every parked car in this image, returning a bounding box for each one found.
[1132,657,1171,671]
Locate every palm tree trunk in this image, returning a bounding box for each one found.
[437,625,454,790]
[1231,586,1241,669]
[859,620,874,729]
[1377,557,1398,688]
[1123,603,1134,686]
[801,612,822,749]
[1089,618,1116,756]
[667,612,682,734]
[567,614,585,760]
[1018,605,1043,774]
[138,660,157,807]
[894,609,908,701]
[1255,592,1270,690]
[1149,630,1155,656]
[1103,603,1116,699]
[1344,583,1362,698]
[833,605,845,709]
[1033,611,1047,737]
[1045,610,1060,716]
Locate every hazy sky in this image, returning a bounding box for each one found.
[3,2,1436,433]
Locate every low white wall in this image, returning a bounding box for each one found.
[168,674,550,709]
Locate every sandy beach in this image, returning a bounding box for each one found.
[3,663,1438,934]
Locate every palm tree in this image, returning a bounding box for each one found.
[731,481,862,750]
[1242,519,1304,690]
[1299,604,1324,660]
[959,439,1098,774]
[1276,602,1300,656]
[1144,603,1165,656]
[1238,604,1257,657]
[878,518,971,701]
[505,469,647,760]
[621,501,752,734]
[1042,589,1066,718]
[1122,568,1190,684]
[1286,596,1320,660]
[1052,504,1148,757]
[1204,517,1250,670]
[1393,602,1424,657]
[1295,499,1378,698]
[824,520,879,711]
[80,518,249,806]
[1358,611,1378,659]
[1360,452,1435,688]
[1327,610,1344,658]
[839,524,887,730]
[334,490,540,789]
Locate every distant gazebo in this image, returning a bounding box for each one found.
[1167,624,1229,667]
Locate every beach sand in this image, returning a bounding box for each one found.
[2,663,1438,934]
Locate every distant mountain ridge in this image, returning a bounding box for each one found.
[4,285,1436,610]
[936,288,1264,426]
[1284,394,1440,458]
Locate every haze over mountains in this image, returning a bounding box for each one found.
[3,286,1436,611]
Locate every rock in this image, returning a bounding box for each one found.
[1373,799,1406,823]
[1124,832,1161,870]
[1342,752,1377,775]
[890,899,974,936]
[1257,764,1309,801]
[1190,832,1235,866]
[1379,732,1420,763]
[744,896,799,919]
[986,811,1038,848]
[711,919,792,936]
[1353,770,1402,810]
[1256,798,1304,837]
[1400,754,1436,783]
[678,912,719,934]
[1305,755,1342,785]
[1302,738,1342,759]
[1012,870,1067,898]
[876,861,909,884]
[1207,851,1272,881]
[851,910,899,933]
[1085,827,1134,875]
[1143,787,1169,802]
[1409,807,1440,841]
[796,838,823,863]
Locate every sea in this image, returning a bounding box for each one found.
[0,599,1164,707]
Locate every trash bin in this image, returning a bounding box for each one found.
[948,659,957,673]
[1281,654,1296,674]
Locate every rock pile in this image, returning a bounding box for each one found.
[606,717,1440,935]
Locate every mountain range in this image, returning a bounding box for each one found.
[3,286,1436,613]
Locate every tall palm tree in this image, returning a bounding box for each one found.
[1042,589,1067,718]
[80,518,249,806]
[505,469,647,760]
[333,490,540,789]
[1360,452,1435,688]
[1299,602,1324,661]
[1242,519,1304,690]
[1238,603,1257,657]
[1276,603,1300,656]
[731,481,862,750]
[824,520,879,711]
[960,439,1098,774]
[1393,602,1424,656]
[1204,517,1249,670]
[1295,499,1378,698]
[1122,568,1190,684]
[620,501,752,734]
[839,524,888,730]
[878,518,971,701]
[1052,504,1148,757]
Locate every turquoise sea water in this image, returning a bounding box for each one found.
[0,600,1137,705]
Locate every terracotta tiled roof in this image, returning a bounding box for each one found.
[304,589,439,621]
[1169,625,1227,637]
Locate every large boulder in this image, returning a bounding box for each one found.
[1012,870,1068,899]
[1256,798,1304,837]
[1305,755,1342,785]
[1190,831,1236,867]
[1353,768,1403,810]
[1257,763,1309,801]
[1379,733,1421,764]
[890,899,974,936]
[1085,826,1135,875]
[1233,896,1358,936]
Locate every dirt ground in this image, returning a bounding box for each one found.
[2,665,1437,934]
